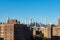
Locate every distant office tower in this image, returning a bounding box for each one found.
[0,19,32,40]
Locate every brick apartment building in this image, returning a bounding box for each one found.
[0,19,33,40]
[41,18,60,40]
[31,18,60,40]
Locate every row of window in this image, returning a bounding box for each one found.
[5,35,13,40]
[5,35,12,38]
[5,39,12,40]
[0,31,12,34]
[5,29,12,31]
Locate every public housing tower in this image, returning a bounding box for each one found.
[0,19,31,40]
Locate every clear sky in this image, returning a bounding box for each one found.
[0,0,60,24]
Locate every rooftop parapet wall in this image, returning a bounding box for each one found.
[7,19,20,24]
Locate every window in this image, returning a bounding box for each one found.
[10,32,12,34]
[10,29,12,31]
[5,29,7,31]
[5,32,7,34]
[10,39,12,40]
[10,36,12,38]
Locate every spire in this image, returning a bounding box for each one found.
[7,16,10,23]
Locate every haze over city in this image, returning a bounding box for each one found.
[0,0,60,24]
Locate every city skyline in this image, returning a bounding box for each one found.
[0,0,60,24]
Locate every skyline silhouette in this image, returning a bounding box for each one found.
[0,0,60,24]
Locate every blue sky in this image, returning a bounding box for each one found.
[0,0,60,24]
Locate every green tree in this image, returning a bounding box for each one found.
[36,32,48,40]
[36,33,44,40]
[42,37,48,40]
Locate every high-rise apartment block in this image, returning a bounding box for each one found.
[0,19,32,40]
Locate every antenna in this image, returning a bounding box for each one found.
[7,16,10,23]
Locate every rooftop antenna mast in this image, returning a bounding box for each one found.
[7,16,10,23]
